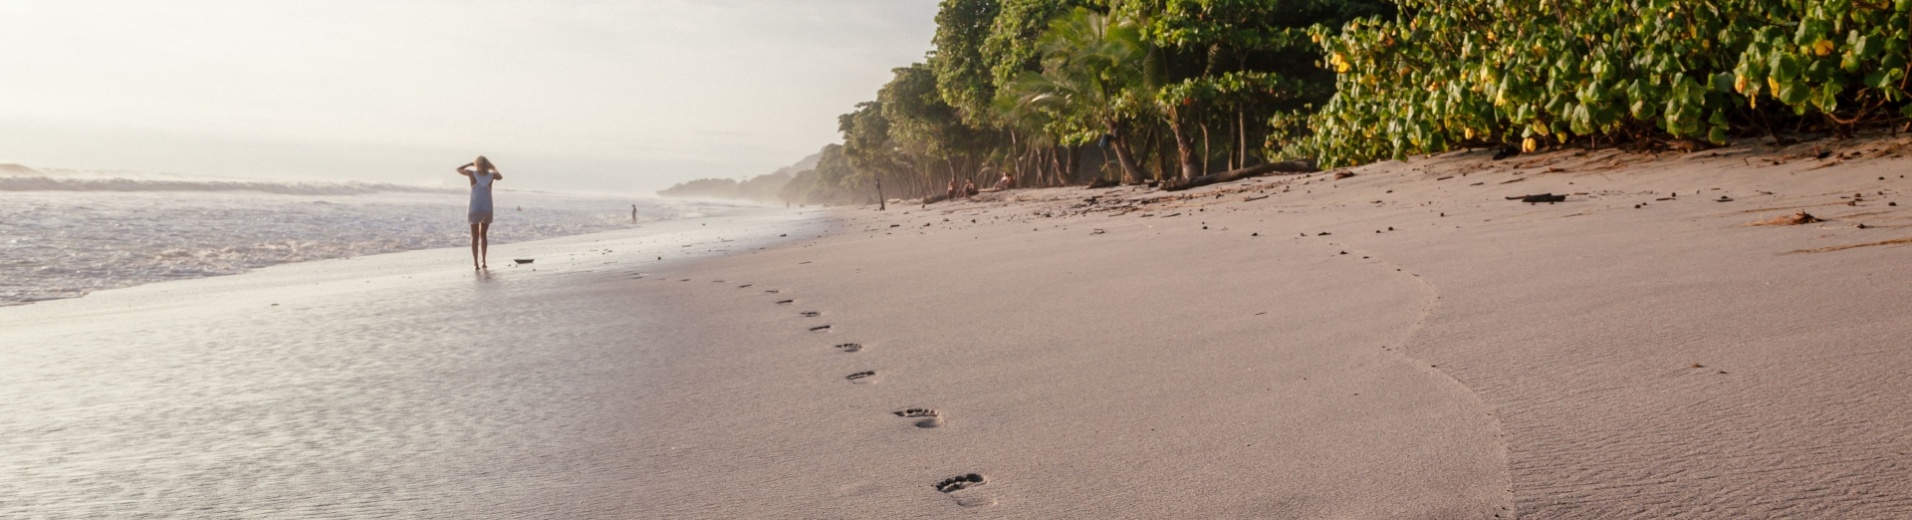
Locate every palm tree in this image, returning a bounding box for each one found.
[997,7,1152,184]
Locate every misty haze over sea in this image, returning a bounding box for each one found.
[0,165,747,305]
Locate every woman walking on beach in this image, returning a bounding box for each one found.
[457,156,503,269]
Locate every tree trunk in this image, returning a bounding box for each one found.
[1055,145,1070,185]
[1162,117,1193,181]
[1106,121,1144,184]
[876,178,885,210]
[1202,122,1214,173]
[1159,159,1317,191]
[1062,144,1080,185]
[1237,107,1248,168]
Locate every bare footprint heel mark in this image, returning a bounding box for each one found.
[835,343,863,353]
[800,311,821,317]
[776,299,795,305]
[895,408,943,428]
[809,325,832,333]
[846,371,878,384]
[679,278,691,282]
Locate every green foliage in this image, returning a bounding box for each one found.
[933,0,1006,123]
[983,0,1103,90]
[779,145,866,205]
[1000,7,1149,143]
[822,0,1401,197]
[839,101,909,187]
[883,63,982,159]
[996,7,1156,180]
[811,144,859,199]
[1310,0,1912,168]
[1111,0,1390,173]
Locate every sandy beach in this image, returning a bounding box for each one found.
[628,138,1912,517]
[6,139,1912,518]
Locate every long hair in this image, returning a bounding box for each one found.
[474,156,494,173]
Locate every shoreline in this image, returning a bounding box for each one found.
[0,208,826,518]
[6,136,1912,516]
[0,191,763,307]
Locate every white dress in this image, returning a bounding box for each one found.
[468,171,495,225]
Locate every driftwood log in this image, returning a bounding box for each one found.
[1159,159,1318,192]
[1506,193,1567,203]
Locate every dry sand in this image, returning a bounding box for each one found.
[6,137,1912,518]
[636,137,1912,517]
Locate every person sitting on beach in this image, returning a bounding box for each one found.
[994,172,1014,191]
[963,178,979,197]
[457,156,503,270]
[946,178,960,200]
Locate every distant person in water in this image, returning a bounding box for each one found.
[631,204,637,223]
[457,156,503,270]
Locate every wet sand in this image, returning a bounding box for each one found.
[0,209,822,519]
[8,138,1912,518]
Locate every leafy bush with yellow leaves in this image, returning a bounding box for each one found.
[1304,0,1912,167]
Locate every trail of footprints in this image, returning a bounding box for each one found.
[728,278,990,504]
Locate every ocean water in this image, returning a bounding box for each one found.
[0,170,742,305]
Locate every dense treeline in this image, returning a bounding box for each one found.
[787,0,1907,204]
[786,0,1389,204]
[1310,0,1912,167]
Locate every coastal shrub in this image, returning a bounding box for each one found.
[1306,0,1912,167]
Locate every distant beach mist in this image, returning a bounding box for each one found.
[0,167,753,304]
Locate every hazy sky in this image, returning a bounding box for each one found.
[0,0,938,193]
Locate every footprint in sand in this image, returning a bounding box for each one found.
[845,371,879,384]
[809,325,832,333]
[894,408,943,428]
[934,474,995,506]
[764,289,781,294]
[800,311,821,317]
[737,284,752,288]
[776,299,795,305]
[935,473,985,493]
[835,343,863,353]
